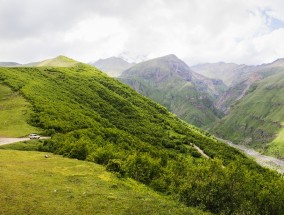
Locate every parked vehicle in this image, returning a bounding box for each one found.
[29,134,40,139]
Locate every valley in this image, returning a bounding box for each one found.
[99,55,284,159]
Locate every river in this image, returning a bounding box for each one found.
[222,139,284,174]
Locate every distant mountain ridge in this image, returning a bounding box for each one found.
[192,59,284,113]
[119,54,226,127]
[91,57,134,77]
[0,62,21,67]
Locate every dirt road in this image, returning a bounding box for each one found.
[0,137,49,146]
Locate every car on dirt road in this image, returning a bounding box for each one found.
[29,134,40,139]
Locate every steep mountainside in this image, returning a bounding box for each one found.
[91,57,134,77]
[1,62,284,214]
[200,59,284,113]
[119,54,226,127]
[212,70,284,158]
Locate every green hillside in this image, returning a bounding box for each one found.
[1,63,284,214]
[0,150,205,215]
[119,55,225,128]
[0,84,39,137]
[212,70,284,157]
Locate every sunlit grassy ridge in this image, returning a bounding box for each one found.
[0,150,206,215]
[0,84,39,137]
[1,63,284,214]
[36,55,79,67]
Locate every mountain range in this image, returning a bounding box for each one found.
[92,54,284,158]
[1,55,284,214]
[118,54,226,127]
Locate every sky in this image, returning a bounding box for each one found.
[1,0,284,65]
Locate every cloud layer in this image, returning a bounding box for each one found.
[1,0,284,65]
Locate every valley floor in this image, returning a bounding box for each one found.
[222,139,284,174]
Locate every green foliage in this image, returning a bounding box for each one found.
[1,65,284,214]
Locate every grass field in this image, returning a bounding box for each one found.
[0,149,207,215]
[266,125,284,158]
[0,84,39,137]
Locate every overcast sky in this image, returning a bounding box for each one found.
[1,0,284,65]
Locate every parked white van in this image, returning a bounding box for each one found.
[29,134,40,139]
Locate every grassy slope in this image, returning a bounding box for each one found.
[0,84,39,137]
[0,150,205,215]
[1,64,284,214]
[211,71,284,157]
[120,77,219,128]
[266,123,284,157]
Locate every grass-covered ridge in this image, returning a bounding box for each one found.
[0,150,206,215]
[1,63,284,214]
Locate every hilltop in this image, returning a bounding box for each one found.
[24,55,80,67]
[119,54,226,127]
[1,61,284,214]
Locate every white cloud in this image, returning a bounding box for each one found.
[1,0,284,65]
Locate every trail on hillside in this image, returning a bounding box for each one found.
[222,139,284,174]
